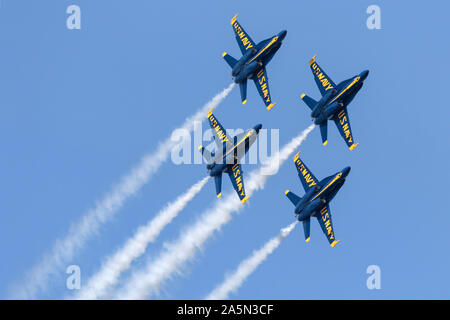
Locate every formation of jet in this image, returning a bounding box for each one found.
[199,108,262,204]
[284,152,351,247]
[222,14,287,110]
[301,56,369,150]
[195,17,370,247]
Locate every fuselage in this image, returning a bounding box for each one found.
[232,30,287,84]
[207,124,262,176]
[312,70,369,125]
[295,166,351,221]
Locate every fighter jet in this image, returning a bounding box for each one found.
[284,152,351,247]
[301,56,369,150]
[222,14,287,110]
[199,108,262,204]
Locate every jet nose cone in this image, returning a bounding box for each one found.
[360,70,369,81]
[279,30,287,40]
[254,123,263,134]
[342,166,351,177]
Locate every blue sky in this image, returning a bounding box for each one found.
[0,0,449,299]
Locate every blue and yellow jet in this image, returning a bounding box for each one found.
[284,152,351,247]
[301,56,369,150]
[222,14,287,110]
[199,108,262,204]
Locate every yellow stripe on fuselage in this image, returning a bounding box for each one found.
[328,76,360,105]
[247,36,278,64]
[223,131,253,158]
[311,173,342,201]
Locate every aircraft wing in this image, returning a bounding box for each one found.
[293,152,319,192]
[253,68,275,110]
[332,108,359,150]
[230,15,256,55]
[316,205,340,247]
[309,56,337,96]
[207,109,233,150]
[228,163,249,204]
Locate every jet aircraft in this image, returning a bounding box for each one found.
[284,152,351,247]
[199,108,262,204]
[301,56,369,150]
[222,14,287,110]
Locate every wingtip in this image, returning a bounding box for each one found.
[323,140,328,146]
[217,193,222,198]
[293,151,300,161]
[207,107,214,117]
[330,240,340,248]
[222,52,227,58]
[300,93,306,99]
[241,196,249,204]
[242,99,247,105]
[231,14,238,25]
[198,145,203,151]
[305,237,311,243]
[309,55,317,66]
[284,189,290,195]
[349,143,359,151]
[266,103,275,111]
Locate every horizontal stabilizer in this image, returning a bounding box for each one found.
[214,174,222,198]
[222,52,238,68]
[301,93,318,111]
[303,219,311,242]
[320,122,328,146]
[285,189,301,206]
[239,80,247,104]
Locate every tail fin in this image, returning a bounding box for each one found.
[319,122,328,146]
[285,189,302,206]
[214,174,222,198]
[300,93,318,110]
[303,219,311,242]
[199,145,214,164]
[239,80,247,104]
[222,52,238,68]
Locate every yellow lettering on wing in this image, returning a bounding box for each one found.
[320,206,334,239]
[311,63,334,91]
[257,70,271,103]
[208,114,228,143]
[337,110,353,144]
[233,22,253,51]
[294,158,317,188]
[232,164,245,195]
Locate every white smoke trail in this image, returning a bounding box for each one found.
[205,221,298,300]
[13,83,235,299]
[74,176,209,300]
[115,124,315,299]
